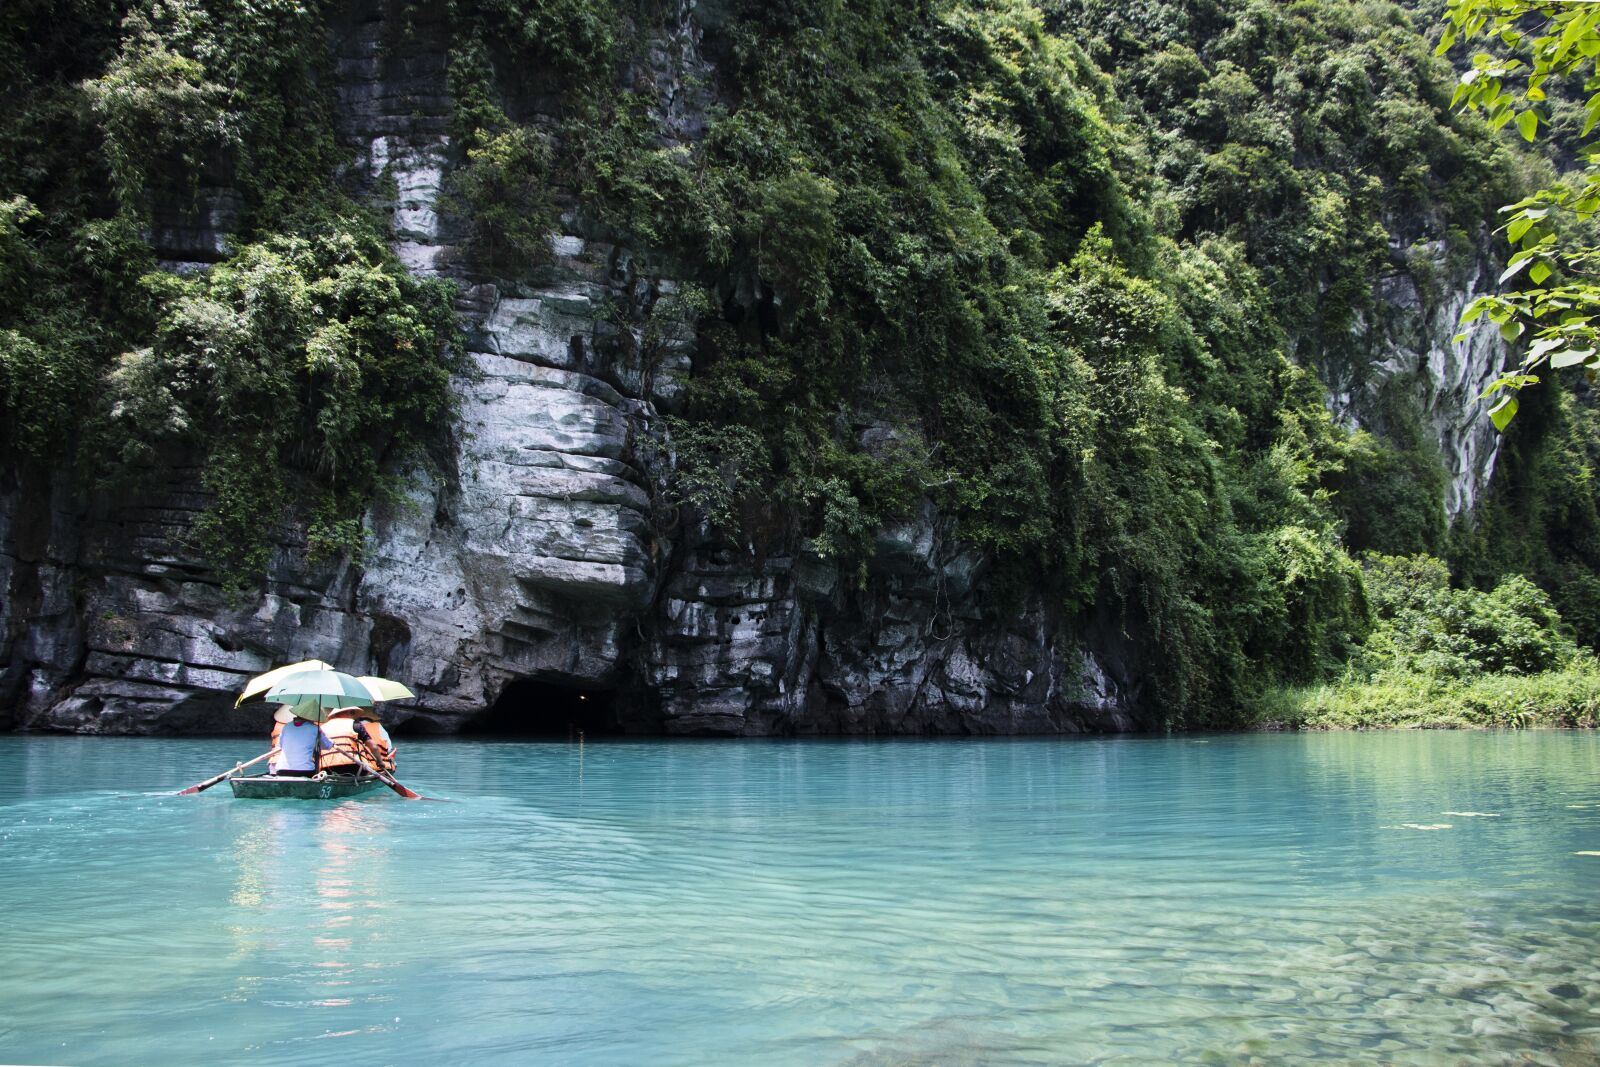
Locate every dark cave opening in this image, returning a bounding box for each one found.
[464,677,621,737]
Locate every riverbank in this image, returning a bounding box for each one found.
[1251,665,1600,730]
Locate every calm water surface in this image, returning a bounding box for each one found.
[2,731,1599,1065]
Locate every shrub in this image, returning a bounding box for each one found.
[1359,554,1577,679]
[1256,665,1600,730]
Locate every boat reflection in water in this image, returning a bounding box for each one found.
[228,801,401,1050]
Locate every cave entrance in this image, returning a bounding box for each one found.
[466,677,621,738]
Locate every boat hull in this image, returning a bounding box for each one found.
[229,774,387,800]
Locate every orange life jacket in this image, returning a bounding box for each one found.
[364,721,397,772]
[318,716,395,772]
[317,717,364,771]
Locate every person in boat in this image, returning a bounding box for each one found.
[270,707,333,778]
[363,715,398,772]
[318,707,396,776]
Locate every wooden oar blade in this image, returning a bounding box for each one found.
[174,749,278,795]
[371,766,445,802]
[350,737,440,801]
[371,766,431,800]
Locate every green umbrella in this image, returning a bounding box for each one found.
[264,669,375,722]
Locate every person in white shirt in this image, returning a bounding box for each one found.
[269,706,331,777]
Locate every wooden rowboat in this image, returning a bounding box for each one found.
[229,773,387,800]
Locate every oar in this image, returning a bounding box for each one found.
[350,739,445,802]
[176,749,280,795]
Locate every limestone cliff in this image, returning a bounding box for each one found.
[0,0,1145,736]
[0,0,1518,736]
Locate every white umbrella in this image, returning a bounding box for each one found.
[357,676,415,701]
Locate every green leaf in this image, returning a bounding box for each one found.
[1551,348,1594,369]
[1530,260,1553,284]
[1508,216,1534,243]
[1500,258,1531,284]
[1517,110,1539,141]
[1489,394,1519,432]
[1500,319,1524,342]
[1529,336,1563,360]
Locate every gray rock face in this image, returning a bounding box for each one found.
[646,503,1141,737]
[0,2,1492,737]
[1327,242,1509,520]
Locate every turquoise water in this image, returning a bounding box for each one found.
[2,732,1599,1065]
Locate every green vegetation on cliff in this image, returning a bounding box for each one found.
[108,229,462,578]
[2,0,1598,724]
[0,0,462,589]
[612,0,1551,719]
